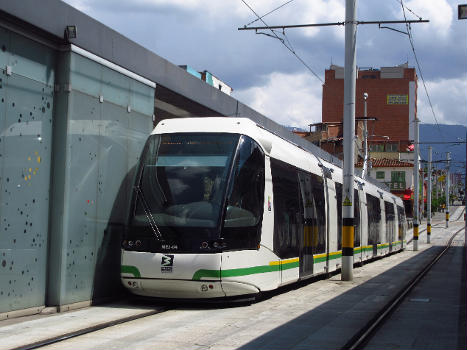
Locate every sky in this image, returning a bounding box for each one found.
[62,0,467,131]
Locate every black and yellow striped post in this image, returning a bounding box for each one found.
[342,217,354,270]
[413,222,419,248]
[446,211,450,227]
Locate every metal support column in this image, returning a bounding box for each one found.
[446,152,450,228]
[413,118,420,251]
[427,146,432,244]
[341,0,357,281]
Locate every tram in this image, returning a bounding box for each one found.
[121,117,408,299]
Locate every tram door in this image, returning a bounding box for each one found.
[366,194,381,257]
[298,172,315,277]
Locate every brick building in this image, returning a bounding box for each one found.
[315,63,419,204]
[322,63,417,154]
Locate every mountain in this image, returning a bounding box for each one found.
[419,124,466,175]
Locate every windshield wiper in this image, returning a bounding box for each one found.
[134,185,163,241]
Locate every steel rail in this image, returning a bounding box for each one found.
[342,226,464,350]
[11,307,170,350]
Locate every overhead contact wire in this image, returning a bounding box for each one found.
[240,0,324,83]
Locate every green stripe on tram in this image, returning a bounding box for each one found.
[193,259,299,281]
[121,265,141,278]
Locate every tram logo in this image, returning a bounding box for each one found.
[161,254,174,273]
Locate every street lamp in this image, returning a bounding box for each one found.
[362,92,369,178]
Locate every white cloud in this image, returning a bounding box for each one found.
[233,71,323,128]
[417,77,467,125]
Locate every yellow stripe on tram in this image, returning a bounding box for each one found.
[269,257,299,266]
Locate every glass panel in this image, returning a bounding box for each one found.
[271,159,302,259]
[397,205,407,240]
[354,189,361,247]
[369,144,384,152]
[335,183,342,250]
[376,171,385,179]
[0,71,53,312]
[385,201,396,246]
[366,194,381,251]
[386,143,398,152]
[222,136,265,250]
[127,133,239,253]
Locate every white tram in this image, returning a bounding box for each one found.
[121,117,408,299]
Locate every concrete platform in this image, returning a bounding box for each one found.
[0,209,465,350]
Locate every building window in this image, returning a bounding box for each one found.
[369,144,384,152]
[391,171,405,182]
[390,171,406,190]
[385,143,398,152]
[376,171,385,179]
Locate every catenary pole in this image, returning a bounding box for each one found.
[446,152,450,228]
[413,118,420,251]
[456,3,467,245]
[342,0,357,281]
[427,146,432,244]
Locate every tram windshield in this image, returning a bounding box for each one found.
[125,132,264,253]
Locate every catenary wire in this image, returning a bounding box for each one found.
[400,0,445,140]
[246,0,297,27]
[240,0,324,83]
[394,0,422,20]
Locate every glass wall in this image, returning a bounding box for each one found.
[0,28,55,313]
[48,51,154,305]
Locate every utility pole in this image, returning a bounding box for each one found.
[446,152,451,228]
[460,4,467,246]
[427,146,432,244]
[413,118,420,251]
[362,92,369,179]
[421,167,424,221]
[342,0,357,282]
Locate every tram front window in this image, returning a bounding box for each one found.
[127,133,239,253]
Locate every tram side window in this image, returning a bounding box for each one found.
[354,189,361,247]
[271,159,302,259]
[223,136,265,250]
[335,183,343,250]
[397,205,407,240]
[302,172,326,255]
[385,201,396,244]
[366,194,381,245]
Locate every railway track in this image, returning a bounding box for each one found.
[342,225,465,350]
[10,213,465,350]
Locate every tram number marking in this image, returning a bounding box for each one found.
[161,254,174,273]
